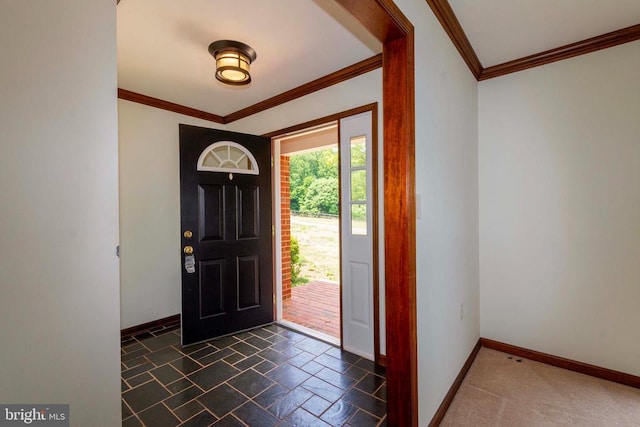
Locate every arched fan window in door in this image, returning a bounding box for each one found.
[196,141,259,175]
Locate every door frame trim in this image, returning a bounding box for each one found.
[267,103,380,364]
[333,2,417,425]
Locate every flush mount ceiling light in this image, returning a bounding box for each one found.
[208,40,257,86]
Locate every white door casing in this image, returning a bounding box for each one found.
[340,111,374,360]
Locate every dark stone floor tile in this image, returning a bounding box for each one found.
[227,369,274,398]
[346,409,381,427]
[375,384,387,402]
[122,399,133,419]
[171,356,203,375]
[140,332,181,351]
[127,372,153,388]
[210,336,239,349]
[122,347,150,363]
[122,362,155,379]
[342,388,386,418]
[164,385,203,410]
[178,410,217,427]
[280,407,332,427]
[232,401,279,427]
[151,364,184,385]
[315,367,358,390]
[166,378,194,394]
[268,386,313,419]
[199,383,247,418]
[212,414,245,426]
[300,360,325,375]
[265,333,288,344]
[295,337,332,355]
[244,335,271,350]
[234,331,254,340]
[122,379,130,392]
[324,347,361,364]
[253,383,290,409]
[122,340,143,353]
[320,399,358,426]
[231,341,260,357]
[254,359,277,374]
[173,400,205,421]
[233,354,264,371]
[266,364,311,389]
[264,324,287,334]
[279,345,304,358]
[344,365,368,381]
[355,358,386,376]
[138,402,180,427]
[188,361,240,391]
[279,329,308,343]
[301,377,345,403]
[258,348,291,365]
[187,345,220,361]
[148,346,187,365]
[123,379,171,413]
[179,342,211,355]
[250,328,274,339]
[122,415,143,427]
[198,347,234,365]
[355,373,386,395]
[302,395,333,417]
[122,356,151,370]
[314,353,351,373]
[287,351,316,368]
[223,352,244,365]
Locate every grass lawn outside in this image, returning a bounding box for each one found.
[290,213,366,285]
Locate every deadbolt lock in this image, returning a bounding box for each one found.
[183,246,194,254]
[183,230,193,239]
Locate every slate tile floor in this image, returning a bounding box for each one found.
[121,324,387,426]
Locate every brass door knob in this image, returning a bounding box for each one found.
[183,246,194,254]
[183,230,193,238]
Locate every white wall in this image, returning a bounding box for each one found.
[118,100,223,328]
[0,1,121,425]
[393,1,480,423]
[479,41,640,376]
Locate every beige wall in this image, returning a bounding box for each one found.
[0,1,121,424]
[479,40,640,376]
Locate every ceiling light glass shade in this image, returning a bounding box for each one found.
[208,40,257,86]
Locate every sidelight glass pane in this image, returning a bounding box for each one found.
[350,136,366,167]
[350,169,367,202]
[351,204,367,235]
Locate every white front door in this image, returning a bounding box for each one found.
[340,111,375,359]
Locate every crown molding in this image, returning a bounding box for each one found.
[117,89,226,124]
[424,0,482,79]
[425,0,640,81]
[118,54,382,125]
[224,54,382,123]
[480,23,640,80]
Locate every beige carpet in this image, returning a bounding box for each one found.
[441,348,640,426]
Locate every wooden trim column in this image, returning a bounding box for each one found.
[336,1,417,425]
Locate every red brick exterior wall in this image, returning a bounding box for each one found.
[280,156,292,300]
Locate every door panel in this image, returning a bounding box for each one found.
[340,111,375,359]
[180,124,273,345]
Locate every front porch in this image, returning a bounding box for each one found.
[282,280,340,339]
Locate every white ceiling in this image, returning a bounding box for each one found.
[448,0,640,67]
[117,0,381,116]
[118,0,640,113]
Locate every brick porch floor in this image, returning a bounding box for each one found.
[282,281,340,339]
